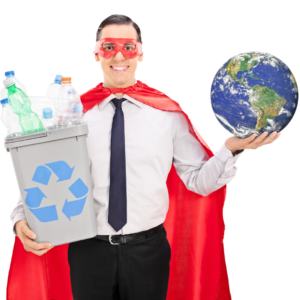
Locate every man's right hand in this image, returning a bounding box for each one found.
[15,220,53,256]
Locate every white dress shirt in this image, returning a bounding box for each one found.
[10,92,242,236]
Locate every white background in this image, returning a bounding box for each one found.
[0,0,299,299]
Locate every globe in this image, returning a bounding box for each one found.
[211,52,298,138]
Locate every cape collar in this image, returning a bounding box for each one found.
[99,80,142,110]
[98,93,144,110]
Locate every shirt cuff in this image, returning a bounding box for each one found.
[12,212,27,236]
[215,142,234,163]
[215,142,244,173]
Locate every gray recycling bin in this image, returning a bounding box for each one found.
[5,123,97,246]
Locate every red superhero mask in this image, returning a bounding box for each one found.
[93,38,143,59]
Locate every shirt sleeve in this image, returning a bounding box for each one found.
[172,112,243,196]
[10,195,27,236]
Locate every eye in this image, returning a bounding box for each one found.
[124,44,136,51]
[102,43,115,51]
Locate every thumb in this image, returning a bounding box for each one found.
[22,225,36,239]
[243,134,257,145]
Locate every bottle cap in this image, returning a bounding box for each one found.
[5,71,15,77]
[74,103,83,113]
[61,77,72,84]
[0,98,8,105]
[43,108,53,119]
[3,77,16,88]
[54,75,63,84]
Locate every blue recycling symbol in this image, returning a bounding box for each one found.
[24,161,88,222]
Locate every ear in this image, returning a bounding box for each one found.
[95,54,100,62]
[138,54,143,62]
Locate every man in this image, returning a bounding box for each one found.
[11,14,280,300]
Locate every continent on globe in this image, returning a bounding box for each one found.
[211,52,298,138]
[226,54,263,82]
[291,73,298,90]
[250,85,286,132]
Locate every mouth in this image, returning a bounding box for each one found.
[110,65,129,73]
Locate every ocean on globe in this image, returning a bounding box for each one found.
[211,52,298,138]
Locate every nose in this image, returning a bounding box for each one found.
[114,51,126,61]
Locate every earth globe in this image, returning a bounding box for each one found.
[211,52,298,138]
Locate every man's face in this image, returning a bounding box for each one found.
[95,24,143,88]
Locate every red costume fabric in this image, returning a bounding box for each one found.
[6,80,231,300]
[94,38,143,59]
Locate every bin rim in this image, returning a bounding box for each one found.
[4,123,89,150]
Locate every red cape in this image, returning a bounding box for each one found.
[7,80,231,300]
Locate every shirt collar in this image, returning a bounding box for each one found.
[98,80,143,110]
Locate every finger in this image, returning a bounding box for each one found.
[235,134,256,149]
[26,239,52,251]
[29,247,52,256]
[259,132,281,146]
[248,132,268,147]
[22,226,36,240]
[243,134,257,144]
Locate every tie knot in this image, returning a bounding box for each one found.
[112,98,126,109]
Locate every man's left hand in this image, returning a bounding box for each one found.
[225,131,281,156]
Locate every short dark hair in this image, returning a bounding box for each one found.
[96,14,142,43]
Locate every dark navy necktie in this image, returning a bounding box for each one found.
[108,98,127,232]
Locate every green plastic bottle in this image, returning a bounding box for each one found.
[4,77,45,135]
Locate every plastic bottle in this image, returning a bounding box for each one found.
[56,77,81,128]
[4,77,45,135]
[72,104,83,125]
[42,108,56,130]
[46,75,63,98]
[1,71,27,99]
[0,98,23,138]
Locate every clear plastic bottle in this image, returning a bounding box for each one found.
[46,75,63,98]
[56,77,81,128]
[4,77,45,135]
[72,103,83,125]
[1,71,27,99]
[42,108,56,130]
[0,98,23,138]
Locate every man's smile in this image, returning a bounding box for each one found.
[110,65,129,73]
